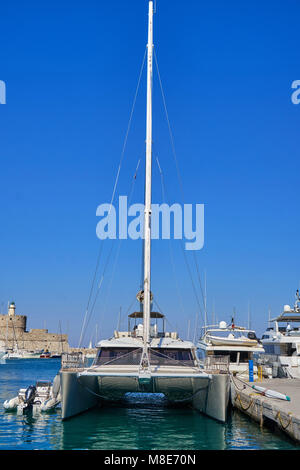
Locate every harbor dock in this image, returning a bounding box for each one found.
[231,377,300,443]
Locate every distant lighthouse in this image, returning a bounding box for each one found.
[8,302,16,317]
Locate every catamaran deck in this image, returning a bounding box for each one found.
[77,365,208,377]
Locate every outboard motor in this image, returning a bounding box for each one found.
[23,385,36,412]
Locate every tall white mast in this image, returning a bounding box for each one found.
[143,0,154,349]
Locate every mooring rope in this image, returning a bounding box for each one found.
[275,411,293,430]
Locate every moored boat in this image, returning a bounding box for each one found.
[197,320,266,380]
[3,375,61,414]
[260,289,300,378]
[59,1,231,423]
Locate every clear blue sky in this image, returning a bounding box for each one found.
[0,0,299,347]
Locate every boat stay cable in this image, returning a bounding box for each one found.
[78,49,147,348]
[153,49,206,333]
[92,157,142,336]
[155,152,205,328]
[155,155,187,322]
[79,157,143,347]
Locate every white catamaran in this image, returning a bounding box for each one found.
[60,1,230,423]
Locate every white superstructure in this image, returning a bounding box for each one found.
[261,289,300,378]
[197,319,265,380]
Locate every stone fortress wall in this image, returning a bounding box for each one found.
[0,302,70,354]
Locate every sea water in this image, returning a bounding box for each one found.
[0,358,298,450]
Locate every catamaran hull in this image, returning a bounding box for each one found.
[60,370,230,422]
[60,371,100,420]
[193,374,230,423]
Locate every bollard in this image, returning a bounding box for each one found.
[249,359,254,382]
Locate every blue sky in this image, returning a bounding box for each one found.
[0,0,299,346]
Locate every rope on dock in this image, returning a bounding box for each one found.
[275,411,293,430]
[230,372,297,435]
[234,392,254,411]
[230,374,266,427]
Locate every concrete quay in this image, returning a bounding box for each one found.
[231,377,300,443]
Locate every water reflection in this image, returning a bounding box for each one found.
[225,409,297,450]
[60,396,227,450]
[0,360,298,450]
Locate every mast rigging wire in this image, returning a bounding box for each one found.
[78,49,147,347]
[79,157,143,346]
[155,155,187,321]
[93,158,142,335]
[153,49,207,334]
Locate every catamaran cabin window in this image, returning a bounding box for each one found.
[95,348,142,366]
[150,348,194,366]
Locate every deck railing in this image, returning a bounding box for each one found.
[204,355,230,372]
[61,352,84,369]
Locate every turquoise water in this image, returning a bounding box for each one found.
[0,358,298,450]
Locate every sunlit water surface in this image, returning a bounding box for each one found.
[0,359,298,450]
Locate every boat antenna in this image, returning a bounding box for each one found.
[231,308,236,328]
[117,307,121,331]
[187,319,191,341]
[295,289,300,311]
[248,301,251,330]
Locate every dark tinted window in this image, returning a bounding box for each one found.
[150,348,194,366]
[95,347,142,365]
[213,351,251,362]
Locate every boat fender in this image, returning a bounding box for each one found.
[3,396,19,411]
[40,397,60,412]
[252,385,291,401]
[51,374,61,399]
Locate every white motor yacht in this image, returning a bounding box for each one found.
[261,289,300,378]
[197,320,266,380]
[3,349,44,359]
